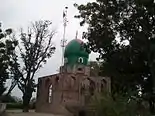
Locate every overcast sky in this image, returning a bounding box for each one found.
[0,0,98,98]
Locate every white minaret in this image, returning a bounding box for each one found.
[61,7,68,66]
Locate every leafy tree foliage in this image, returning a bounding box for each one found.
[9,20,56,112]
[1,94,19,103]
[89,61,101,76]
[75,0,155,113]
[0,23,18,97]
[90,93,150,116]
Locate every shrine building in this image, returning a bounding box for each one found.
[35,39,111,116]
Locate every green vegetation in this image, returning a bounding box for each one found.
[88,93,151,116]
[2,95,36,110]
[0,23,18,97]
[6,103,23,110]
[6,103,35,110]
[75,0,155,114]
[89,61,101,76]
[1,0,155,115]
[1,94,20,103]
[0,20,55,112]
[8,20,55,112]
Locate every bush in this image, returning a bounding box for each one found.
[6,103,23,109]
[1,95,17,103]
[6,103,35,110]
[88,93,151,116]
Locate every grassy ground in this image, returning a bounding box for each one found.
[6,110,63,116]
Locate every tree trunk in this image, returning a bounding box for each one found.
[22,92,32,112]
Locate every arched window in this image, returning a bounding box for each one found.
[55,76,59,83]
[101,79,107,92]
[78,57,83,63]
[78,67,83,71]
[48,84,53,103]
[89,80,95,96]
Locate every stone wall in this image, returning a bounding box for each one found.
[35,72,111,115]
[36,73,81,115]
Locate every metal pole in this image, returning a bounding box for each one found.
[61,7,68,66]
[61,23,66,66]
[75,30,78,39]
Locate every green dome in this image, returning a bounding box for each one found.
[64,39,90,66]
[64,39,89,58]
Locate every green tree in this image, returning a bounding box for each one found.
[0,23,18,97]
[1,94,18,103]
[9,20,56,112]
[75,0,155,113]
[90,93,150,116]
[89,61,101,76]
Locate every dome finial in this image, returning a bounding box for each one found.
[75,30,78,39]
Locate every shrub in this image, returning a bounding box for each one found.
[88,93,151,116]
[1,95,17,103]
[6,103,23,109]
[6,103,35,110]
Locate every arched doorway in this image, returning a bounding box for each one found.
[78,110,86,116]
[101,79,107,92]
[48,84,53,103]
[89,80,95,96]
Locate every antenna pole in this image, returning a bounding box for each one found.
[75,30,78,39]
[61,7,68,66]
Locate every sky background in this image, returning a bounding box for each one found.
[0,0,98,98]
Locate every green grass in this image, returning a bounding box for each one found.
[6,103,35,110]
[6,103,23,109]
